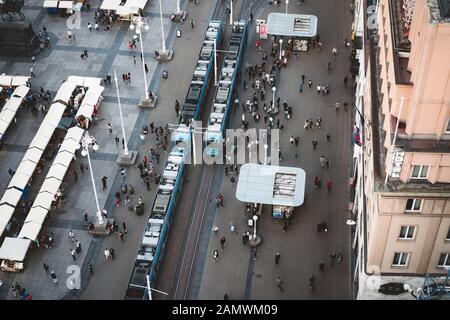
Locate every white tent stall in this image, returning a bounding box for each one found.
[22,148,44,164]
[53,83,76,103]
[18,222,43,241]
[29,135,52,151]
[0,188,22,206]
[53,151,75,167]
[46,163,69,181]
[40,177,63,195]
[24,207,48,225]
[0,75,12,86]
[12,85,30,99]
[7,172,30,191]
[3,96,23,112]
[32,192,54,211]
[0,237,31,261]
[17,160,38,177]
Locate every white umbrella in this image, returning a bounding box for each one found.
[32,192,54,211]
[7,172,30,191]
[23,148,44,163]
[17,160,38,177]
[0,188,22,206]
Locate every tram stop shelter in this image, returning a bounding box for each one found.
[266,13,318,51]
[236,163,306,210]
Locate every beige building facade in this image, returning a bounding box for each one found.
[352,0,450,299]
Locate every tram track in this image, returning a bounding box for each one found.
[169,0,254,300]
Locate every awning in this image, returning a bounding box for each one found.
[0,204,15,223]
[0,219,8,239]
[58,1,73,9]
[236,164,306,206]
[0,109,16,124]
[267,13,318,38]
[83,77,102,87]
[3,96,23,111]
[82,86,104,106]
[58,140,79,154]
[17,160,38,177]
[53,82,76,102]
[124,0,148,9]
[22,148,44,163]
[29,135,51,151]
[7,172,30,191]
[35,124,55,140]
[24,207,48,225]
[65,126,84,141]
[53,151,74,167]
[43,104,65,127]
[0,75,12,86]
[116,6,138,16]
[0,188,22,206]
[46,163,68,181]
[100,0,122,10]
[43,0,58,8]
[11,76,30,87]
[18,222,42,241]
[12,85,30,98]
[32,192,54,211]
[40,177,62,195]
[0,237,31,261]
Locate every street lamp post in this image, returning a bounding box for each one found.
[80,131,103,225]
[285,0,289,13]
[253,215,258,239]
[114,70,138,165]
[214,38,218,86]
[154,0,173,61]
[263,144,268,165]
[279,38,283,60]
[230,0,233,25]
[272,86,277,109]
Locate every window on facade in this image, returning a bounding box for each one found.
[446,119,450,133]
[446,227,450,241]
[392,252,409,267]
[411,165,429,179]
[438,254,450,267]
[405,199,422,212]
[399,226,415,240]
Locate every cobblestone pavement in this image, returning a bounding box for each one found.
[0,0,212,300]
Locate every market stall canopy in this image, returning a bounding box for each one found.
[29,135,51,151]
[7,172,30,191]
[266,13,318,38]
[0,109,16,124]
[18,222,42,241]
[0,219,8,240]
[53,151,74,167]
[67,75,85,86]
[126,0,147,8]
[3,96,23,111]
[236,164,306,207]
[12,85,30,99]
[100,0,122,10]
[43,105,65,127]
[53,82,77,103]
[82,85,104,106]
[22,148,44,164]
[115,5,138,15]
[24,207,48,225]
[0,188,22,206]
[0,75,12,86]
[82,77,102,88]
[35,124,55,140]
[65,126,84,141]
[0,237,31,261]
[58,140,79,154]
[40,177,62,195]
[43,0,58,8]
[58,1,73,9]
[0,204,15,223]
[46,163,68,181]
[17,160,38,177]
[32,192,54,211]
[11,76,30,87]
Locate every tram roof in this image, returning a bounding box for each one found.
[266,13,318,38]
[236,163,306,207]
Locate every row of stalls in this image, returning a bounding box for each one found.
[100,0,149,21]
[0,76,30,144]
[0,76,104,272]
[43,0,84,15]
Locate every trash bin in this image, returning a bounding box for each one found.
[176,29,181,37]
[162,71,168,79]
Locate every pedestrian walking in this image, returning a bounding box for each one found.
[276,277,284,292]
[101,176,108,190]
[70,249,77,261]
[275,252,281,265]
[82,212,88,224]
[79,163,85,173]
[122,222,127,234]
[88,22,92,31]
[29,66,35,78]
[43,263,49,273]
[326,133,331,143]
[312,139,318,150]
[7,168,14,178]
[104,248,111,260]
[145,63,149,73]
[332,47,337,56]
[338,252,344,264]
[320,155,326,168]
[118,231,124,241]
[230,176,235,185]
[88,263,94,274]
[68,230,75,242]
[335,102,340,112]
[115,135,119,145]
[330,252,337,266]
[190,19,195,28]
[50,271,58,284]
[127,72,131,83]
[120,168,127,181]
[213,249,219,263]
[75,240,82,253]
[31,56,36,65]
[11,286,17,298]
[326,157,331,168]
[319,261,325,273]
[95,22,99,31]
[110,248,115,260]
[107,123,112,134]
[308,79,313,88]
[220,236,226,250]
[343,76,348,88]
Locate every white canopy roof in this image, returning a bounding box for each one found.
[11,76,30,87]
[58,1,73,9]
[17,160,38,177]
[0,188,22,206]
[76,104,94,120]
[236,164,306,207]
[100,0,122,10]
[12,85,30,98]
[53,83,76,103]
[0,109,16,124]
[116,6,139,15]
[0,219,8,239]
[0,204,15,221]
[7,172,30,191]
[125,0,148,7]
[32,192,54,211]
[35,124,55,140]
[43,106,65,127]
[40,177,63,195]
[0,237,31,261]
[18,222,42,241]
[65,126,84,141]
[0,119,9,136]
[58,140,79,154]
[29,134,51,151]
[83,77,102,87]
[3,96,23,111]
[82,86,104,106]
[46,163,68,181]
[267,13,318,38]
[24,207,48,225]
[53,151,74,167]
[0,75,12,86]
[67,75,85,86]
[43,0,58,8]
[22,148,44,163]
